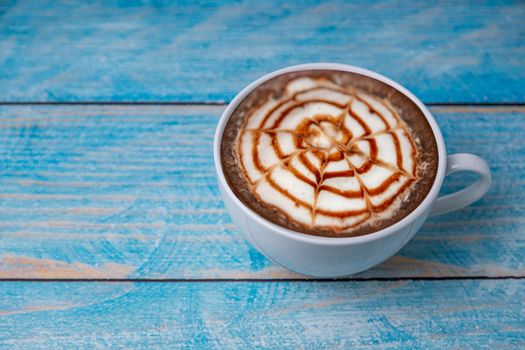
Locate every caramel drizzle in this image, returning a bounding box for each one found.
[239,83,419,231]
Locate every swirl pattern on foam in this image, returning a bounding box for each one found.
[237,77,419,233]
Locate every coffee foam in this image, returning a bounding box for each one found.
[236,77,420,233]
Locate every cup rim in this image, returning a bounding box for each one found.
[214,63,446,246]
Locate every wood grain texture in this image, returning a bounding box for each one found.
[0,105,523,279]
[0,0,524,103]
[0,280,523,349]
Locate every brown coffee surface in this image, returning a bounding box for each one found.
[221,70,438,237]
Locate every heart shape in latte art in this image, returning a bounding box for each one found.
[237,77,420,232]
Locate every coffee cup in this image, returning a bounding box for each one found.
[214,63,491,277]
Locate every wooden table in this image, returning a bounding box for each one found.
[1,1,524,348]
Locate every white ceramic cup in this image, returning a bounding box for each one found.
[214,63,491,277]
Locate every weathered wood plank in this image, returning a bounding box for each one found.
[0,280,523,348]
[0,0,524,103]
[0,105,523,279]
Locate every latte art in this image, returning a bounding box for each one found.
[237,77,420,233]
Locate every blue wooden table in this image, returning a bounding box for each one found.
[0,1,524,348]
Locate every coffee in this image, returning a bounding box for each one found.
[221,70,438,237]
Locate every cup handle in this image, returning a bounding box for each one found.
[429,153,491,217]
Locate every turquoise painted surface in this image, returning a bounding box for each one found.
[0,0,524,103]
[1,1,523,346]
[0,280,523,349]
[0,105,523,279]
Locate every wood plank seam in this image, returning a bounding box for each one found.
[0,277,523,283]
[1,102,525,107]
